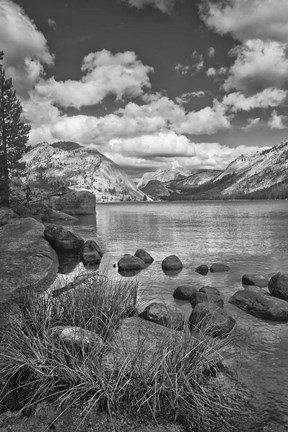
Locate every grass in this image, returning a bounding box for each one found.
[0,273,248,431]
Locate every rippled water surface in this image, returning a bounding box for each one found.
[72,200,288,431]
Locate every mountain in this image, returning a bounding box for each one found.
[22,141,145,203]
[138,140,288,201]
[137,167,199,188]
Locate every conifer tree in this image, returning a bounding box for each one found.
[0,51,31,204]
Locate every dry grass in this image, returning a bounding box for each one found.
[0,274,248,431]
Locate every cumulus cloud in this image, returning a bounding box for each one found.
[221,88,287,113]
[243,118,261,131]
[175,91,206,105]
[175,63,190,76]
[207,46,215,58]
[122,0,179,14]
[48,18,57,30]
[200,0,288,43]
[268,110,288,129]
[223,39,288,93]
[0,0,54,95]
[175,51,204,76]
[34,50,153,108]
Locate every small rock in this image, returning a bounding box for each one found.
[134,249,154,264]
[118,254,146,272]
[139,302,184,329]
[268,272,288,302]
[242,274,268,288]
[80,240,103,268]
[173,285,198,301]
[162,255,183,272]
[210,263,230,273]
[195,264,209,275]
[49,326,103,351]
[44,224,84,252]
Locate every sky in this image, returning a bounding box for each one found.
[1,0,288,180]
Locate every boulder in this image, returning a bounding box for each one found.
[189,303,235,338]
[138,302,185,329]
[199,286,220,296]
[44,224,84,252]
[242,274,268,288]
[195,264,209,275]
[173,285,198,301]
[210,263,230,273]
[0,218,58,303]
[80,240,103,268]
[268,272,288,302]
[49,189,96,215]
[190,291,224,309]
[0,207,17,226]
[118,254,146,272]
[134,249,154,264]
[229,289,288,321]
[162,255,183,272]
[49,326,103,352]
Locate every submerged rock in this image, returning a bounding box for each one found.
[229,289,288,321]
[199,286,220,296]
[0,217,58,303]
[195,264,209,275]
[268,272,288,302]
[162,255,183,272]
[242,274,268,288]
[189,303,235,338]
[134,249,154,264]
[44,224,84,252]
[139,302,185,329]
[190,291,224,309]
[210,263,230,273]
[173,285,198,301]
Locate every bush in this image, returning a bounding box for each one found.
[0,274,248,431]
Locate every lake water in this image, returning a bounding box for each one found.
[71,200,288,431]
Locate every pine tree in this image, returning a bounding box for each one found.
[0,51,31,205]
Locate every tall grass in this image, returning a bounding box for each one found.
[0,273,248,431]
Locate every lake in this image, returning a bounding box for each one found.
[71,200,288,431]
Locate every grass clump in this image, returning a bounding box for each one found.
[0,274,248,431]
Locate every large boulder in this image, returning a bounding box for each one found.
[190,291,224,309]
[173,285,198,301]
[80,240,103,268]
[189,303,235,338]
[0,218,58,303]
[229,289,288,321]
[162,255,183,272]
[268,272,288,302]
[134,249,154,264]
[44,224,84,252]
[49,189,96,215]
[210,263,230,273]
[242,274,268,288]
[195,264,209,275]
[138,302,185,329]
[118,254,146,272]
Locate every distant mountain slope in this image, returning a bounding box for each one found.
[22,141,144,202]
[167,170,222,191]
[137,167,198,188]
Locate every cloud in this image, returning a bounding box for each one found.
[33,50,153,108]
[175,51,204,76]
[122,0,179,14]
[221,88,287,113]
[175,91,206,105]
[268,110,288,129]
[223,39,288,93]
[48,18,57,30]
[207,46,215,58]
[0,0,54,95]
[200,0,288,43]
[243,118,261,131]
